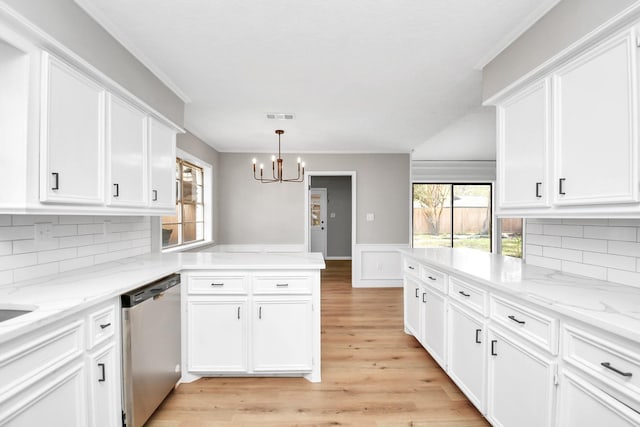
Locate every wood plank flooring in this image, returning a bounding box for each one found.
[147,260,489,426]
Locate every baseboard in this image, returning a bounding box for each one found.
[325,256,352,261]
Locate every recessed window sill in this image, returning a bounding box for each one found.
[162,240,214,253]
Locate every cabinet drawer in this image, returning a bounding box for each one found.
[449,277,487,316]
[421,266,447,294]
[253,274,312,294]
[87,303,116,349]
[0,320,83,398]
[490,295,558,354]
[563,325,640,403]
[188,273,249,294]
[404,258,420,277]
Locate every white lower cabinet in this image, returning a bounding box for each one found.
[557,369,640,426]
[447,302,486,413]
[0,299,120,427]
[184,270,321,382]
[253,298,313,372]
[403,277,422,338]
[422,287,446,368]
[187,299,248,372]
[487,327,556,427]
[87,342,119,427]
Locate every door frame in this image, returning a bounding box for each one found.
[304,171,356,267]
[309,187,328,259]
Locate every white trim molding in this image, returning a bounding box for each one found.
[352,244,408,288]
[202,244,307,253]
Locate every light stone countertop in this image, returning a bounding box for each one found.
[400,247,640,344]
[0,251,325,345]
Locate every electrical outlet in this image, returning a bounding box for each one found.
[330,212,336,218]
[102,220,111,235]
[34,222,53,243]
[366,213,375,221]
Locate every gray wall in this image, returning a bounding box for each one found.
[483,0,637,100]
[218,153,410,245]
[177,132,221,243]
[311,176,352,258]
[3,0,184,124]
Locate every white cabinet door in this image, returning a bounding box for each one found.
[253,298,313,372]
[187,300,248,372]
[487,327,556,427]
[404,277,422,338]
[422,287,446,369]
[557,369,640,427]
[447,303,486,413]
[40,54,104,204]
[106,94,147,207]
[497,79,550,209]
[554,30,638,205]
[88,342,120,427]
[149,117,176,210]
[2,362,88,427]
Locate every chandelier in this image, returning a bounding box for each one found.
[252,130,305,183]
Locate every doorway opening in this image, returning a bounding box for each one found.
[304,172,356,283]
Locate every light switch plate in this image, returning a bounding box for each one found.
[330,212,336,218]
[366,213,375,221]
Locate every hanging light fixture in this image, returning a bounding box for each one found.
[252,130,305,183]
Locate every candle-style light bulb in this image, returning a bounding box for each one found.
[271,155,276,162]
[252,158,257,165]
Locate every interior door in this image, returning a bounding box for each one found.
[310,188,327,258]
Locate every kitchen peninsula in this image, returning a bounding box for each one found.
[0,251,324,426]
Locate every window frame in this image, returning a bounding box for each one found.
[412,182,494,253]
[161,149,213,252]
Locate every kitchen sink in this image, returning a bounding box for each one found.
[0,304,37,323]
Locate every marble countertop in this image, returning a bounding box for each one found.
[0,251,325,345]
[400,248,640,343]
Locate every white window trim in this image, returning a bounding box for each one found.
[161,148,213,252]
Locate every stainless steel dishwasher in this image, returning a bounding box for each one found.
[121,273,181,427]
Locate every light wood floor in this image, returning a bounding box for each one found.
[147,260,489,426]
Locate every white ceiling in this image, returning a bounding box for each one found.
[75,0,559,154]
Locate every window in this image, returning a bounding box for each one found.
[161,157,205,249]
[413,183,492,252]
[500,218,523,258]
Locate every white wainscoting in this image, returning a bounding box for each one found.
[352,244,408,288]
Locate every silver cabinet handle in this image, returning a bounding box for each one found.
[601,362,632,377]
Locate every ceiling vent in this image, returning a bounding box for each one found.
[266,112,295,120]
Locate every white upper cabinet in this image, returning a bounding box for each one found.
[497,79,550,209]
[106,94,147,207]
[553,30,638,205]
[492,25,640,217]
[40,54,104,205]
[149,117,176,210]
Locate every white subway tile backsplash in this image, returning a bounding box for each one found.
[0,242,11,256]
[525,254,562,270]
[0,226,34,241]
[0,253,37,271]
[527,234,562,247]
[583,226,636,242]
[543,224,583,237]
[37,248,77,264]
[542,246,582,262]
[12,215,59,226]
[607,269,640,287]
[561,261,607,280]
[583,252,636,271]
[525,218,640,288]
[608,241,640,258]
[562,237,607,253]
[14,263,59,282]
[526,245,543,256]
[0,214,152,285]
